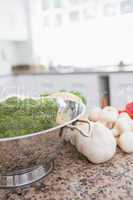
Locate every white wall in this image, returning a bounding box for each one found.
[1,0,133,75]
[13,41,33,65]
[0,41,16,75]
[40,13,133,67]
[0,0,32,75]
[0,40,33,75]
[0,0,28,40]
[28,0,43,64]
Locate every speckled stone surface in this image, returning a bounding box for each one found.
[1,143,133,200]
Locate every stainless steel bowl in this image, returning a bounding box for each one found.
[0,98,85,188]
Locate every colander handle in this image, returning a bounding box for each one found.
[65,119,93,137]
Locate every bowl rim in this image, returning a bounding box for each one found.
[0,98,86,142]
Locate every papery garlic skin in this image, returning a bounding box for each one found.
[114,117,133,135]
[111,127,120,137]
[119,112,131,120]
[70,131,76,146]
[75,122,116,164]
[115,136,119,145]
[118,132,133,153]
[99,120,114,129]
[88,107,102,122]
[99,106,118,128]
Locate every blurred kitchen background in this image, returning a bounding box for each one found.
[0,0,133,109]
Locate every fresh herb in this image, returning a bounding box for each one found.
[0,97,58,138]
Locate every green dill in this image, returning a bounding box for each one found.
[0,97,58,138]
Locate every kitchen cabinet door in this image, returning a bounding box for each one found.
[109,73,133,109]
[64,74,100,106]
[34,74,100,106]
[0,74,100,106]
[12,75,58,97]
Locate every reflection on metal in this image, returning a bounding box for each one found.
[0,161,54,188]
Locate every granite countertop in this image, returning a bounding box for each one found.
[1,142,133,200]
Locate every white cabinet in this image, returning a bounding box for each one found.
[0,74,100,106]
[109,73,133,109]
[63,74,100,106]
[0,0,28,40]
[16,74,100,106]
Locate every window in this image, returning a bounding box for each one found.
[40,0,133,66]
[104,2,120,16]
[120,0,133,14]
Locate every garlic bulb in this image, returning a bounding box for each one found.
[99,106,118,128]
[75,122,116,164]
[118,132,133,153]
[114,116,133,135]
[119,112,131,120]
[111,127,120,137]
[88,107,102,122]
[115,136,119,145]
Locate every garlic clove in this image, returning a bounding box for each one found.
[111,127,120,137]
[99,120,115,129]
[119,112,131,120]
[88,107,102,122]
[100,106,119,124]
[118,132,133,153]
[70,131,77,146]
[115,136,120,145]
[115,117,133,134]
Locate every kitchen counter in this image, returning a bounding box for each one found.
[13,66,133,75]
[1,142,133,200]
[1,65,133,77]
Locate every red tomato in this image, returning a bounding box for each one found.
[125,102,133,119]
